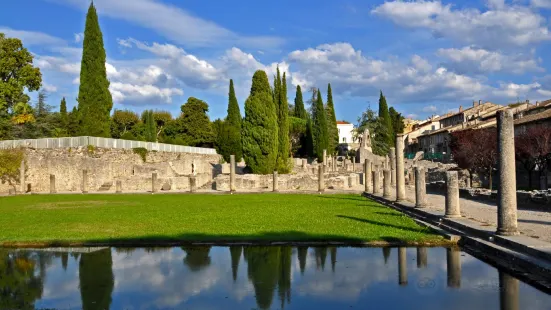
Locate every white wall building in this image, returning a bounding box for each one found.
[337,121,355,144]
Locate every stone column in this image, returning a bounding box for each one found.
[396,134,406,202]
[348,174,354,188]
[230,155,236,193]
[445,171,461,218]
[398,247,408,286]
[116,180,122,193]
[497,110,519,236]
[446,247,461,288]
[19,159,25,194]
[410,169,415,185]
[323,149,327,166]
[372,170,381,195]
[333,156,337,172]
[302,159,307,170]
[152,172,158,193]
[189,176,197,193]
[82,169,88,194]
[318,165,325,193]
[416,247,427,268]
[389,147,396,186]
[383,170,391,199]
[499,272,519,310]
[364,159,372,193]
[49,174,56,194]
[311,167,316,175]
[273,171,279,192]
[352,157,356,172]
[415,167,428,208]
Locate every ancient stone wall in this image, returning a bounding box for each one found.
[2,147,221,194]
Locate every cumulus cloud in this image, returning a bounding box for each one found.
[532,0,551,8]
[0,27,67,46]
[52,0,283,48]
[371,1,551,48]
[422,105,438,112]
[436,47,543,74]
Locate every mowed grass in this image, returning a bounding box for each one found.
[0,193,444,245]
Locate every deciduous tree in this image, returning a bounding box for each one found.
[515,125,551,189]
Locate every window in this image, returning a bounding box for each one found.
[431,125,435,130]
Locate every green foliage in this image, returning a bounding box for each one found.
[86,145,95,154]
[213,119,241,163]
[0,33,42,115]
[356,106,390,156]
[132,147,148,162]
[276,71,290,173]
[389,107,405,136]
[289,116,307,157]
[142,110,156,142]
[294,85,307,120]
[177,97,214,147]
[59,97,68,130]
[120,131,137,140]
[242,70,278,174]
[0,148,24,190]
[77,3,113,137]
[377,91,393,145]
[325,83,338,155]
[312,89,329,161]
[152,110,172,141]
[67,106,79,137]
[0,249,44,309]
[226,79,242,161]
[111,109,139,138]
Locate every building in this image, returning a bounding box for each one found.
[404,115,442,155]
[337,121,357,154]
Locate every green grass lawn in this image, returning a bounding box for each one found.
[0,193,445,246]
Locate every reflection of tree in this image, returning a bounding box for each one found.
[297,247,308,275]
[329,247,337,273]
[61,253,69,271]
[182,246,212,272]
[79,249,114,310]
[0,250,44,310]
[230,246,242,282]
[278,246,292,309]
[244,246,281,310]
[382,248,391,264]
[314,247,327,271]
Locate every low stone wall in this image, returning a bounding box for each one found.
[2,147,221,194]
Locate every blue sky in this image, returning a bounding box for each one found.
[3,0,551,123]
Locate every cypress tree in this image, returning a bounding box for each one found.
[68,106,79,136]
[60,97,68,130]
[144,110,156,142]
[273,67,281,116]
[378,91,393,145]
[242,70,278,174]
[226,79,242,161]
[276,72,290,173]
[294,85,307,120]
[77,2,113,137]
[325,83,338,154]
[312,89,329,161]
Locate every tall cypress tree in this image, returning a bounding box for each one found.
[325,83,338,155]
[273,67,281,117]
[378,91,393,145]
[294,85,307,120]
[59,97,68,130]
[242,70,278,174]
[226,79,242,161]
[77,2,113,137]
[276,72,290,173]
[312,89,329,162]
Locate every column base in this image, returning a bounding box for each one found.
[496,228,520,236]
[116,191,122,194]
[82,191,88,194]
[415,204,428,209]
[445,214,461,218]
[383,194,391,199]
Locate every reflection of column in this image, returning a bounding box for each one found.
[330,247,337,273]
[416,247,427,268]
[499,272,519,310]
[79,248,114,310]
[446,248,461,288]
[398,247,408,286]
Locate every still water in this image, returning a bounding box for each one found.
[1,246,550,310]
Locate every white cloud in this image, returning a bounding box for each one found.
[532,0,551,8]
[436,46,543,74]
[74,32,83,43]
[52,0,283,48]
[42,83,58,93]
[0,27,66,46]
[422,105,438,112]
[493,82,541,98]
[110,82,183,104]
[372,1,551,48]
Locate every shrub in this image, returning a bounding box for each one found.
[132,147,148,162]
[0,148,25,190]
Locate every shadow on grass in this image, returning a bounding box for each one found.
[373,211,408,217]
[1,230,449,248]
[336,215,430,234]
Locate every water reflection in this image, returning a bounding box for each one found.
[1,246,549,310]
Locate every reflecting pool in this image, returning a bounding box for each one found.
[1,246,550,309]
